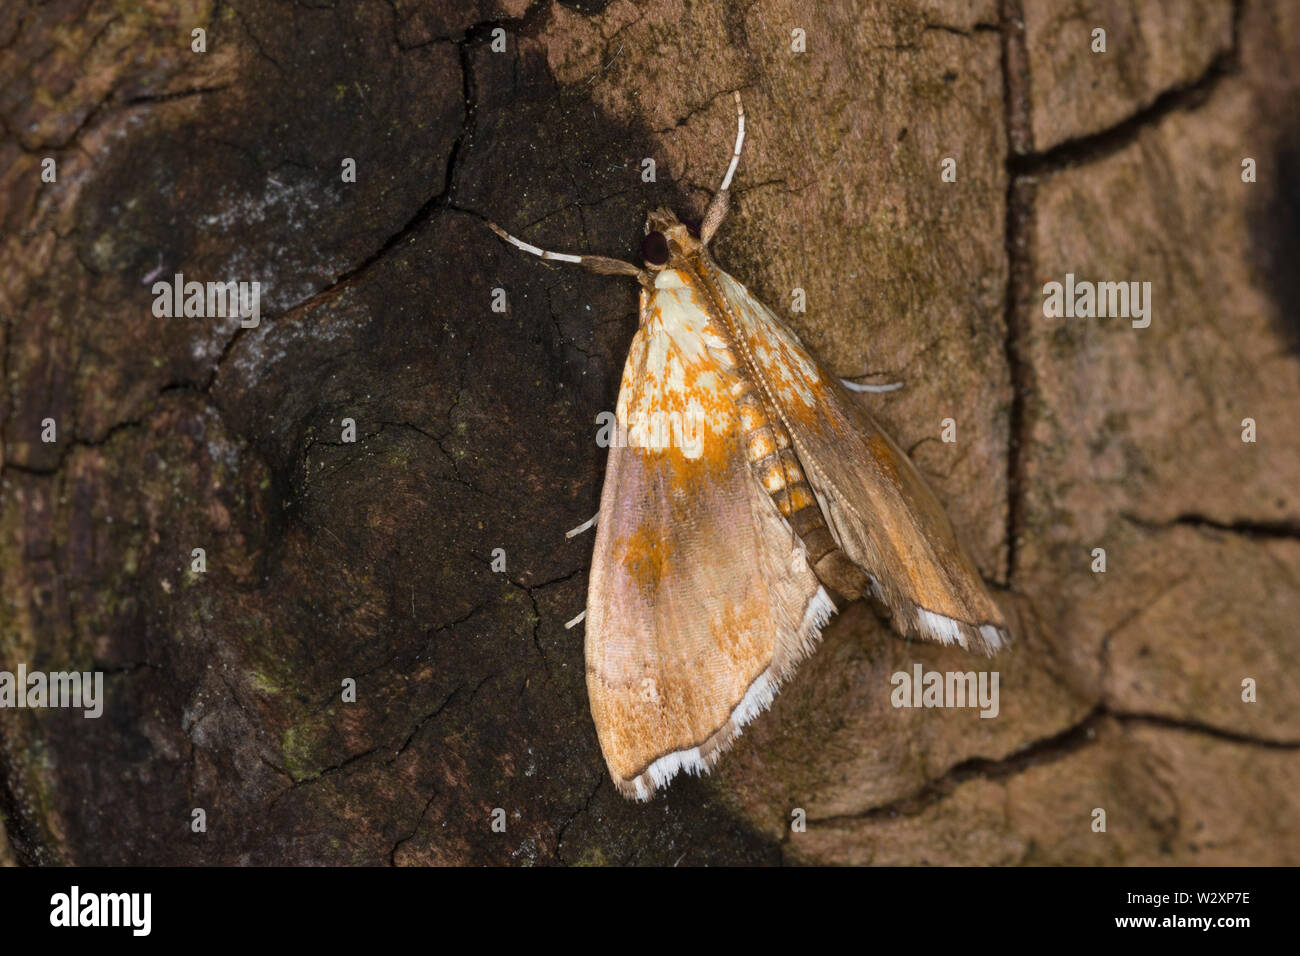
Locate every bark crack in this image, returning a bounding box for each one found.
[1122,511,1300,543]
[206,12,522,392]
[554,772,603,864]
[997,0,1033,587]
[801,700,1300,835]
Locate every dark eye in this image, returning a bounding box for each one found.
[641,230,670,266]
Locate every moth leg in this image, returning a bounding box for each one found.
[841,378,904,393]
[700,90,746,246]
[565,511,599,539]
[486,221,643,277]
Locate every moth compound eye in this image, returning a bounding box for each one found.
[641,231,670,267]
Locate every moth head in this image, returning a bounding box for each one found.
[641,207,701,271]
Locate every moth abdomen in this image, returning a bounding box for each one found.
[731,378,870,600]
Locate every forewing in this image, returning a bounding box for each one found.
[585,273,835,800]
[709,267,1009,655]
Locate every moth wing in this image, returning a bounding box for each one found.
[585,277,835,800]
[711,268,1009,655]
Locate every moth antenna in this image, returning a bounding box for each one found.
[564,609,587,630]
[841,378,904,393]
[486,220,643,277]
[719,90,745,193]
[700,91,745,245]
[565,511,599,539]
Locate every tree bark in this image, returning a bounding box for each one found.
[1,0,1297,865]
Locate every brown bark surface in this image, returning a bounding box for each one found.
[1,0,1297,865]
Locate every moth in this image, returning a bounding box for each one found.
[489,93,1008,801]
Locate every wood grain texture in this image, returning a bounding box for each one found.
[0,0,1297,865]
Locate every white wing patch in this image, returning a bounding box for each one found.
[915,608,1006,652]
[616,269,734,459]
[917,607,965,647]
[979,624,1006,652]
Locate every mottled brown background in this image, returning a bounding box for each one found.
[1,0,1297,865]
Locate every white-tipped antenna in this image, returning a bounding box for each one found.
[566,512,599,539]
[564,609,587,630]
[701,91,746,245]
[841,378,903,393]
[488,221,583,263]
[719,90,745,193]
[485,220,642,277]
